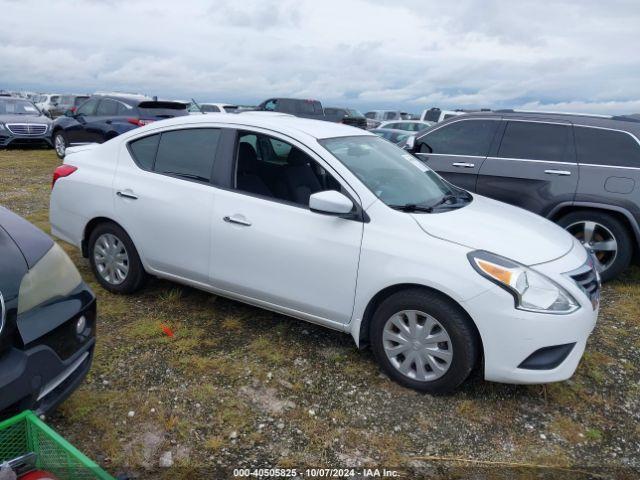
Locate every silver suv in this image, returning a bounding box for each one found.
[406,110,640,281]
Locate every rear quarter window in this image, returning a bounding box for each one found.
[574,126,640,167]
[128,134,160,171]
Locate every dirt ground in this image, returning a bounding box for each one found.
[1,148,639,479]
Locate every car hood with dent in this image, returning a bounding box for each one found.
[410,194,574,266]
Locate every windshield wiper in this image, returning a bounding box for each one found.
[425,193,458,210]
[389,194,459,213]
[388,203,437,213]
[162,171,210,182]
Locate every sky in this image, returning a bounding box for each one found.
[1,0,639,115]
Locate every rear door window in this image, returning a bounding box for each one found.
[154,129,221,181]
[128,129,220,181]
[419,119,499,156]
[96,99,119,116]
[76,99,98,116]
[498,121,570,162]
[574,126,640,167]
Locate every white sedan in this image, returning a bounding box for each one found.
[49,114,599,392]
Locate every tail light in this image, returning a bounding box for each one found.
[52,164,77,189]
[127,118,155,126]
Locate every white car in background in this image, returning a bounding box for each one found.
[378,120,433,132]
[34,93,61,116]
[49,114,599,393]
[188,102,238,114]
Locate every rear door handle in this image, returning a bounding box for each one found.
[544,169,571,176]
[223,215,251,227]
[452,162,475,168]
[116,191,138,200]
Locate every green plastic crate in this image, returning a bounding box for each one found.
[0,411,114,480]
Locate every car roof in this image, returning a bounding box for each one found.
[122,112,375,140]
[455,110,640,132]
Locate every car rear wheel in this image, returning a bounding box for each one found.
[53,131,67,159]
[558,211,632,282]
[88,222,147,293]
[370,289,479,394]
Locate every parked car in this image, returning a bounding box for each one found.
[49,114,598,393]
[33,94,61,117]
[0,206,96,418]
[420,108,492,123]
[0,97,53,148]
[370,128,412,144]
[255,98,325,120]
[324,107,367,129]
[51,94,188,158]
[48,94,90,118]
[364,110,403,129]
[378,120,433,132]
[404,110,640,280]
[188,102,239,114]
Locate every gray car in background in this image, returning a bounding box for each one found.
[49,94,90,117]
[405,110,640,281]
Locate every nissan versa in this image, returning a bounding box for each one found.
[0,206,96,417]
[49,114,599,393]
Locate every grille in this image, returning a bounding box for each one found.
[6,124,48,135]
[567,257,600,309]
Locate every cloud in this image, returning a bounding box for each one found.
[0,0,639,114]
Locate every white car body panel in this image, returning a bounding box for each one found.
[49,113,598,386]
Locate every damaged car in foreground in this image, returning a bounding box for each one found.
[0,206,96,419]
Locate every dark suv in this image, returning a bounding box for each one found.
[406,110,640,281]
[255,98,325,120]
[51,94,188,158]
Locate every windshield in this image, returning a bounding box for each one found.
[0,99,41,115]
[321,136,469,210]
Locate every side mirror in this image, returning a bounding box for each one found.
[309,190,353,215]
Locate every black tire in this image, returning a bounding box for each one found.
[88,222,147,294]
[557,210,632,282]
[53,130,67,159]
[370,289,480,394]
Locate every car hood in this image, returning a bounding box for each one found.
[0,114,51,124]
[410,194,574,266]
[0,206,54,269]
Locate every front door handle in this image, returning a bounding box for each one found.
[223,215,252,227]
[452,162,475,168]
[544,169,571,176]
[116,191,138,200]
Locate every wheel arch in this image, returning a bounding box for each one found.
[549,202,640,252]
[356,283,484,359]
[82,216,126,258]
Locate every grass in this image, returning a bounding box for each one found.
[1,148,639,478]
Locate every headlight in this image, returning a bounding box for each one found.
[468,250,579,314]
[18,243,82,314]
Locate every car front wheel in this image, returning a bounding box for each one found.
[53,131,67,159]
[370,289,479,394]
[88,222,147,293]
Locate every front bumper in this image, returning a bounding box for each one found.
[462,245,599,384]
[0,131,53,148]
[0,297,96,418]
